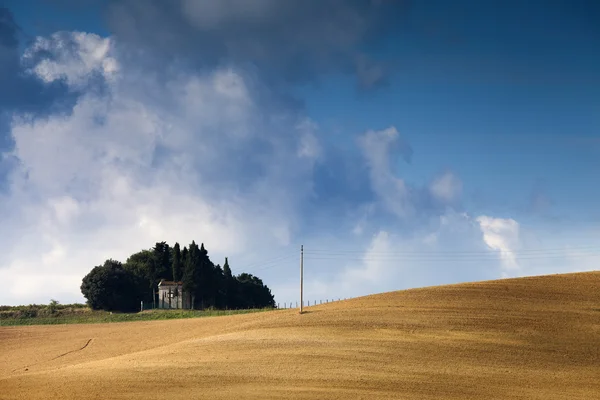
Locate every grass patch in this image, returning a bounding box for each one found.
[0,306,274,326]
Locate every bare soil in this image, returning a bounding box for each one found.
[1,271,599,399]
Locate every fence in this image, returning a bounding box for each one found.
[143,299,348,311]
[276,298,348,309]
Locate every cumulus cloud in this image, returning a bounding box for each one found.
[476,216,520,275]
[4,28,499,305]
[22,32,119,88]
[0,31,322,304]
[1,8,591,306]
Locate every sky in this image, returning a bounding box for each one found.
[0,0,598,306]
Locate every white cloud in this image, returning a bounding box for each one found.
[342,230,394,287]
[430,171,462,203]
[476,216,520,275]
[283,213,600,305]
[2,29,595,307]
[0,31,316,305]
[359,126,413,218]
[291,210,502,302]
[23,32,119,88]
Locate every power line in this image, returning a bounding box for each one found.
[232,253,297,275]
[305,244,600,256]
[245,256,297,274]
[304,253,600,262]
[303,254,600,261]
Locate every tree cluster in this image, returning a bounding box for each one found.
[81,241,275,312]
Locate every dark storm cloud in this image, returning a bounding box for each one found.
[104,0,409,89]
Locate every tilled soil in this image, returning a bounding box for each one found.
[1,271,599,399]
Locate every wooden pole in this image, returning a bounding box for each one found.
[300,245,304,314]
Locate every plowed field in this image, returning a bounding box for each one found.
[1,272,599,399]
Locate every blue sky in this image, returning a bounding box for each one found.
[0,0,598,305]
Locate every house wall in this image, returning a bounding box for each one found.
[158,285,189,309]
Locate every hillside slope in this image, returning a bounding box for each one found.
[1,271,599,399]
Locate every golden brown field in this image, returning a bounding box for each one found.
[1,271,599,399]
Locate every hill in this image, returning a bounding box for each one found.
[1,271,599,399]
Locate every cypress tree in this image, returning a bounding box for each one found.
[214,264,225,308]
[223,257,232,279]
[153,241,172,281]
[171,242,182,281]
[182,241,199,308]
[196,243,211,309]
[82,239,276,312]
[181,246,188,269]
[222,257,235,309]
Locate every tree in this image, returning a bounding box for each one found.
[81,259,143,312]
[123,249,157,302]
[81,240,277,313]
[235,273,275,309]
[196,243,215,309]
[223,257,232,280]
[222,257,234,308]
[171,242,183,281]
[213,264,226,309]
[153,241,172,281]
[182,241,200,308]
[181,246,188,269]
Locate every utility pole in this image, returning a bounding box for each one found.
[300,244,304,314]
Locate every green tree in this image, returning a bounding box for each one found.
[222,257,234,308]
[235,273,275,309]
[171,242,183,281]
[182,241,200,308]
[81,259,144,312]
[213,263,226,309]
[153,241,172,281]
[195,243,218,309]
[84,240,277,312]
[223,257,232,279]
[181,246,188,269]
[123,249,157,302]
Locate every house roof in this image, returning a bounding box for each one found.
[158,280,183,286]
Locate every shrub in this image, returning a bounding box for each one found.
[17,306,38,319]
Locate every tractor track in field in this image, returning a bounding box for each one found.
[11,338,93,373]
